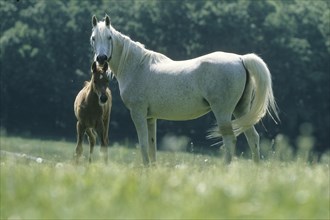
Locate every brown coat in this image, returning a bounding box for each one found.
[74,62,112,163]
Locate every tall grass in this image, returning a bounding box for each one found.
[1,136,329,219]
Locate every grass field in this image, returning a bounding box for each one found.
[0,135,329,219]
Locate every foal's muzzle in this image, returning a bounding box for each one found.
[96,55,108,65]
[100,94,108,104]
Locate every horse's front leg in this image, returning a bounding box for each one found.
[130,110,149,166]
[148,118,157,165]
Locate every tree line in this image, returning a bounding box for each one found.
[1,0,329,154]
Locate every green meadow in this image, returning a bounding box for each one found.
[0,135,329,219]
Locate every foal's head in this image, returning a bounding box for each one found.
[91,61,110,106]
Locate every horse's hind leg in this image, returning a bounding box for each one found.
[244,127,260,163]
[233,88,260,163]
[75,121,85,163]
[212,109,236,164]
[220,123,236,164]
[86,129,96,163]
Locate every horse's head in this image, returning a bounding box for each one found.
[91,15,113,66]
[91,61,110,105]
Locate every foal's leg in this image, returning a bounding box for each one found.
[86,128,96,163]
[130,110,149,166]
[102,121,110,163]
[96,120,108,163]
[75,121,85,163]
[147,118,157,164]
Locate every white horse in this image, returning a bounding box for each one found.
[90,15,279,165]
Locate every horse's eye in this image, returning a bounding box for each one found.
[92,36,95,41]
[108,36,112,40]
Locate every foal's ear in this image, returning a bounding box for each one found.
[92,15,98,27]
[91,61,97,73]
[105,15,110,27]
[103,62,109,72]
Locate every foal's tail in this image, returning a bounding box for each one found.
[231,53,279,136]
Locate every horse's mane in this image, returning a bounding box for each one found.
[111,26,170,72]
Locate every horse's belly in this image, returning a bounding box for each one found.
[148,100,211,121]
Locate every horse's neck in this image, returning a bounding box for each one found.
[116,38,133,76]
[110,30,148,77]
[109,33,124,75]
[110,28,171,82]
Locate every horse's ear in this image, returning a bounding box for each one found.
[103,62,108,72]
[92,15,98,27]
[105,15,110,27]
[91,61,97,73]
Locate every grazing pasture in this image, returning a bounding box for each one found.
[0,136,329,219]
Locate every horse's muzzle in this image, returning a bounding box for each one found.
[100,94,108,103]
[96,55,108,65]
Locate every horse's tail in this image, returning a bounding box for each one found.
[229,53,279,136]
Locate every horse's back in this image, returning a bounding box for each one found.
[151,51,246,95]
[152,51,244,76]
[132,51,247,120]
